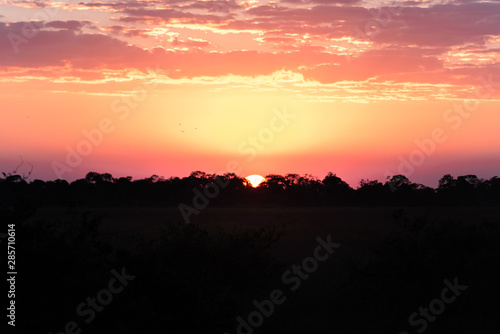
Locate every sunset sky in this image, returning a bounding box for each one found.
[1,0,499,187]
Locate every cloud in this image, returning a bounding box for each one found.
[9,0,494,52]
[118,8,235,24]
[0,23,150,68]
[0,0,499,96]
[184,0,243,13]
[89,25,152,38]
[369,3,500,47]
[1,19,498,91]
[301,47,444,83]
[44,20,91,31]
[281,0,361,3]
[171,37,211,48]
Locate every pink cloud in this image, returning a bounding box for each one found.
[0,0,499,89]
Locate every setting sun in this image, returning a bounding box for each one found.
[246,175,266,188]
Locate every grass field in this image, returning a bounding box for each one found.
[30,206,500,264]
[20,205,500,333]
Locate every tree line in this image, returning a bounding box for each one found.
[1,171,499,207]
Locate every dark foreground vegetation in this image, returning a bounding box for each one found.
[2,170,500,333]
[2,171,500,207]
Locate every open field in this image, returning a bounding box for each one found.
[17,205,500,333]
[30,206,500,264]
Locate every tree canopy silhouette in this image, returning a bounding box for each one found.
[1,171,499,208]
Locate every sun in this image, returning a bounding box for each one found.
[246,174,265,188]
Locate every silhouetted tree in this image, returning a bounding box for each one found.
[2,170,500,208]
[322,172,353,204]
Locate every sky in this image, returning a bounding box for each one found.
[0,0,499,187]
